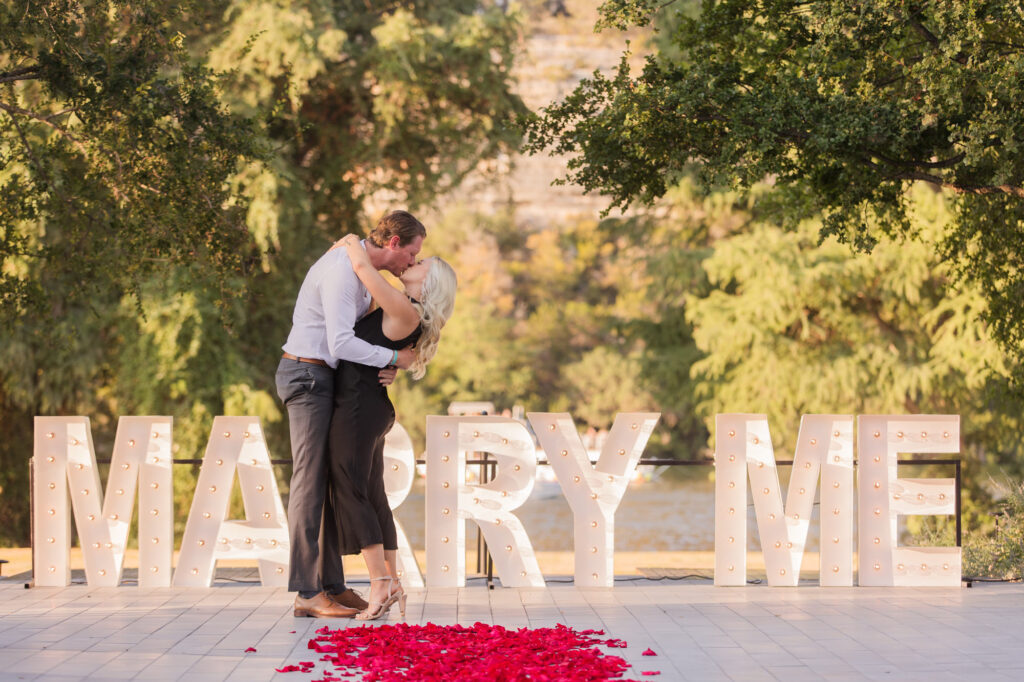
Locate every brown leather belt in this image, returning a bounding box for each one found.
[282,352,329,367]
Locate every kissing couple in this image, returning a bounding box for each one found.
[275,210,457,620]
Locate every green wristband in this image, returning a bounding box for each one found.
[391,349,398,366]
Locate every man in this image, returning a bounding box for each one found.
[276,210,425,618]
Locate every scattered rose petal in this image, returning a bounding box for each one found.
[275,665,304,673]
[641,672,661,676]
[245,647,257,653]
[642,648,657,656]
[290,630,296,634]
[275,622,634,680]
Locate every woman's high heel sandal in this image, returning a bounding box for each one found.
[385,580,407,619]
[356,577,399,621]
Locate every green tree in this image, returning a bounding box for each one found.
[525,0,1024,377]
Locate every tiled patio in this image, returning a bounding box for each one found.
[1,576,1022,681]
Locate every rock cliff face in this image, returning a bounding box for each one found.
[370,2,648,230]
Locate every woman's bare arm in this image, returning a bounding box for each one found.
[337,234,419,331]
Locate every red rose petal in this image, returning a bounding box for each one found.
[641,672,661,676]
[642,648,657,656]
[245,647,257,653]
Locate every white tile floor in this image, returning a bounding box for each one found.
[1,577,1023,681]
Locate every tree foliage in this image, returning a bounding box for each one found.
[525,0,1024,376]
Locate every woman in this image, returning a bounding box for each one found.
[327,233,457,621]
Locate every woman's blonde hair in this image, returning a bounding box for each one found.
[408,257,457,379]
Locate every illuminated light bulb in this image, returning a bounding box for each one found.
[728,430,736,437]
[591,520,599,528]
[220,538,228,545]
[442,482,450,488]
[548,424,556,431]
[874,481,881,489]
[276,567,283,574]
[442,537,449,543]
[48,483,55,490]
[786,542,793,549]
[47,432,55,439]
[48,508,55,516]
[894,493,902,499]
[833,456,840,463]
[442,456,450,463]
[391,464,399,471]
[150,483,158,489]
[250,458,258,466]
[46,456,55,463]
[505,545,512,552]
[832,508,840,515]
[728,508,735,515]
[93,542,101,549]
[150,509,158,516]
[728,454,735,462]
[943,431,950,439]
[590,493,598,500]
[873,455,881,462]
[832,565,840,573]
[270,540,278,546]
[71,438,79,446]
[631,423,638,430]
[779,569,786,576]
[76,463,84,470]
[768,513,776,520]
[47,537,54,544]
[198,540,205,546]
[920,563,928,571]
[874,537,880,544]
[122,464,130,471]
[873,508,881,516]
[109,513,118,520]
[897,563,905,571]
[473,431,480,438]
[223,432,231,438]
[105,542,112,549]
[117,489,124,495]
[202,512,211,519]
[759,462,765,469]
[192,568,198,575]
[728,565,735,572]
[256,485,264,492]
[874,563,881,571]
[592,572,600,580]
[917,493,925,501]
[943,563,950,570]
[152,457,159,463]
[728,537,735,544]
[832,537,839,543]
[152,431,159,438]
[244,538,252,544]
[49,566,56,573]
[833,481,840,488]
[939,493,946,501]
[87,514,95,521]
[762,487,770,495]
[799,488,805,495]
[502,438,508,445]
[397,570,404,578]
[442,508,450,515]
[752,437,759,445]
[128,439,136,447]
[522,571,529,577]
[514,464,521,471]
[774,541,781,548]
[209,486,217,493]
[803,462,811,469]
[443,431,450,438]
[809,438,817,446]
[494,519,502,526]
[560,449,568,457]
[151,567,158,573]
[244,431,250,438]
[728,481,735,488]
[896,431,904,439]
[99,570,106,576]
[263,512,271,519]
[216,459,223,466]
[591,546,598,553]
[617,449,625,456]
[920,431,927,438]
[442,565,450,572]
[873,431,881,438]
[473,498,480,505]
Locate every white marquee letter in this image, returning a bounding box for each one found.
[714,414,854,586]
[857,415,960,586]
[528,412,660,587]
[383,422,424,588]
[32,416,173,587]
[425,416,543,587]
[173,417,288,587]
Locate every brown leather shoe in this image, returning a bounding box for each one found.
[293,592,359,618]
[330,587,368,611]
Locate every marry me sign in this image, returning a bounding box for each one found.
[30,412,961,589]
